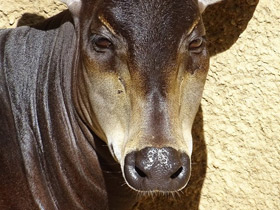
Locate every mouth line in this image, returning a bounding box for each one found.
[122,174,189,194]
[129,187,186,198]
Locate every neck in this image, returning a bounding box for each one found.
[12,19,109,209]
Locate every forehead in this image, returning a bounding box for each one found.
[97,0,200,38]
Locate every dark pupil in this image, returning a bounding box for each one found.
[190,39,202,48]
[95,38,112,48]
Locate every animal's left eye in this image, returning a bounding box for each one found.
[92,35,113,52]
[188,37,204,53]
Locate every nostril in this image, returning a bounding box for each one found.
[135,166,147,178]
[170,166,183,179]
[124,148,191,191]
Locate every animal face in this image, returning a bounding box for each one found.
[63,0,221,192]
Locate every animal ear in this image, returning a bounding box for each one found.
[198,0,222,13]
[60,0,82,17]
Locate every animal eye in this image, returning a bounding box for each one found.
[92,35,113,51]
[95,37,112,48]
[189,37,204,53]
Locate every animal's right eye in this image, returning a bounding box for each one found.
[92,35,113,52]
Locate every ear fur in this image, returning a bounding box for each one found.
[198,0,223,13]
[60,0,82,17]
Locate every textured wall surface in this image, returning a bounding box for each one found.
[0,0,279,209]
[200,0,279,209]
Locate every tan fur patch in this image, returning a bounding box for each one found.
[98,14,117,35]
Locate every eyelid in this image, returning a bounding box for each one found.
[98,14,117,36]
[188,26,206,40]
[190,36,205,46]
[188,36,206,53]
[179,23,204,49]
[190,35,206,43]
[91,34,114,53]
[179,33,205,55]
[186,17,201,35]
[91,27,113,40]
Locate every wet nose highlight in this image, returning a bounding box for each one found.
[124,147,191,192]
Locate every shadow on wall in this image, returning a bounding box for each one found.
[17,13,47,27]
[204,0,259,56]
[16,0,258,209]
[133,107,207,210]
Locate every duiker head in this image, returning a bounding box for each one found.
[62,0,222,192]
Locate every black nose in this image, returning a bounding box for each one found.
[124,147,191,192]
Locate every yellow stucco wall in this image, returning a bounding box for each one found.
[201,1,279,209]
[0,0,279,209]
